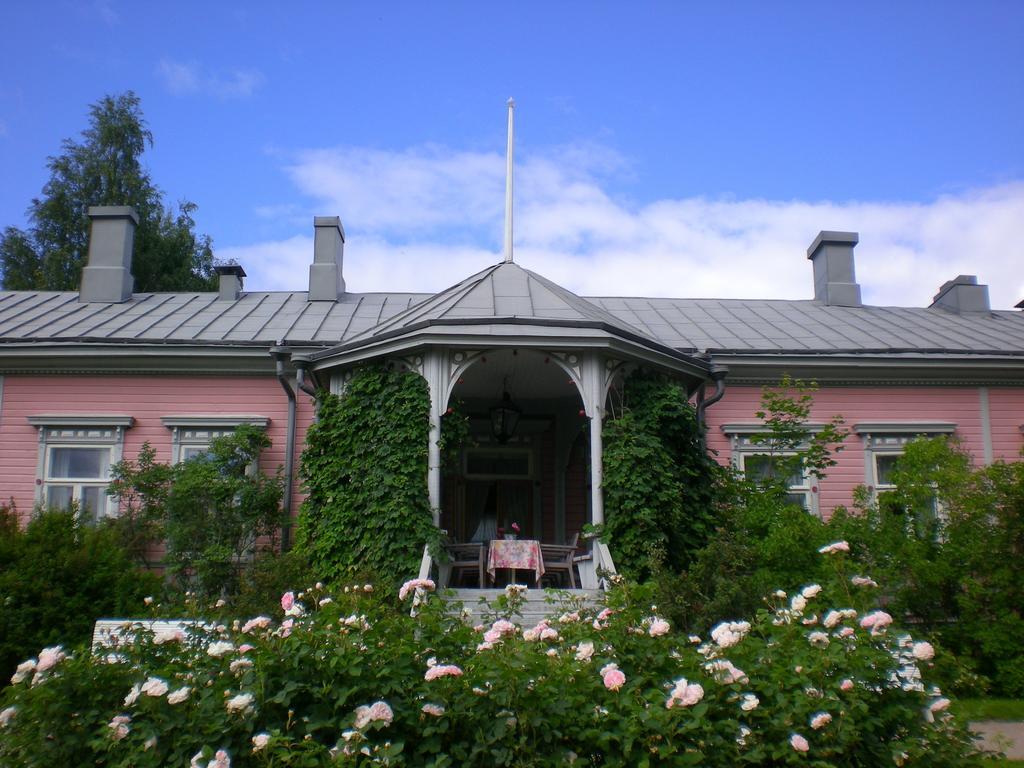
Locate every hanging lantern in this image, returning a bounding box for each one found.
[489,390,521,444]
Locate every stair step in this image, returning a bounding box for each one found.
[440,588,604,626]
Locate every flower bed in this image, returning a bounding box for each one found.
[0,545,985,766]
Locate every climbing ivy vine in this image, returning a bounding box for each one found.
[296,365,435,583]
[602,369,724,580]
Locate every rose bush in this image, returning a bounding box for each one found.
[0,548,986,767]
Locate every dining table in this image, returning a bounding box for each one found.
[486,538,545,586]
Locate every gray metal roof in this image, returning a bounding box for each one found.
[586,296,1024,355]
[338,262,653,345]
[0,290,426,346]
[2,265,1024,357]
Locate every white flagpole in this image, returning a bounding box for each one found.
[503,98,515,263]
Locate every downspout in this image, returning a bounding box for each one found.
[292,355,320,398]
[271,346,296,551]
[696,365,728,449]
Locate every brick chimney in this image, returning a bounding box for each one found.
[930,275,990,314]
[807,231,862,307]
[308,216,345,301]
[79,206,137,303]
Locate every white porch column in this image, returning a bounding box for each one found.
[581,352,605,526]
[422,350,448,525]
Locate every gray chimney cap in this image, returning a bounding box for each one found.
[930,274,990,313]
[933,274,977,302]
[313,216,345,241]
[214,263,247,278]
[87,205,139,225]
[807,231,858,260]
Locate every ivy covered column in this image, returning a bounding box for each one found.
[581,352,606,526]
[422,349,448,525]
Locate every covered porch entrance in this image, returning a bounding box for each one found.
[296,260,712,593]
[439,347,591,588]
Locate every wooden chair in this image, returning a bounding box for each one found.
[444,541,486,588]
[540,533,580,589]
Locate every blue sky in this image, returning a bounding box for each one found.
[2,1,1023,307]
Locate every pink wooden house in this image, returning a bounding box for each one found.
[1,206,1022,585]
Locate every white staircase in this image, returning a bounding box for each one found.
[440,588,604,626]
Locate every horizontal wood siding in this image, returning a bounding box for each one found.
[989,387,1024,461]
[704,383,990,519]
[0,374,314,524]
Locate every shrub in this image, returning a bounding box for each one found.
[162,425,285,596]
[0,506,161,683]
[109,427,286,598]
[0,547,985,766]
[828,437,1024,696]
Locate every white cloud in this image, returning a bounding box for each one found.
[222,142,1024,310]
[157,58,263,99]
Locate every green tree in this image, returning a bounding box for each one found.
[163,425,285,596]
[0,92,216,291]
[658,377,847,630]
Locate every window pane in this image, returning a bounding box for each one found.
[182,446,210,461]
[49,447,110,479]
[783,492,809,510]
[80,486,107,519]
[743,455,775,482]
[46,485,74,510]
[745,455,803,487]
[875,454,901,486]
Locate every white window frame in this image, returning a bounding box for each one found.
[855,422,956,525]
[736,450,813,511]
[161,415,270,465]
[854,422,956,494]
[721,424,824,517]
[27,415,134,522]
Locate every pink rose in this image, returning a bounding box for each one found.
[252,733,270,752]
[280,591,295,612]
[648,618,670,637]
[602,666,626,691]
[790,733,810,752]
[912,641,935,661]
[425,664,463,681]
[353,701,394,728]
[280,618,294,637]
[666,678,704,708]
[930,697,951,713]
[818,541,849,554]
[840,678,854,691]
[36,646,65,673]
[859,610,893,635]
[810,712,832,730]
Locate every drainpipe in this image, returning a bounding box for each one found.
[292,355,320,398]
[696,365,728,446]
[271,345,296,551]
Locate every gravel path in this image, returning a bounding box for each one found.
[972,721,1024,759]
